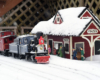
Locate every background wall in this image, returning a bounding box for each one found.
[0,0,100,34]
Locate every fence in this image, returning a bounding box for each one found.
[0,0,100,34]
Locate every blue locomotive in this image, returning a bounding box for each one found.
[0,31,50,63]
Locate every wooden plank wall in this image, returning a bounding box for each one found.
[0,0,22,17]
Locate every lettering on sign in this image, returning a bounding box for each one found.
[87,29,98,33]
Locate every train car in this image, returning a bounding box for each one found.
[9,32,50,63]
[0,31,16,55]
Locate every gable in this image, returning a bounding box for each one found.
[53,12,63,24]
[80,10,94,19]
[81,21,100,36]
[79,8,100,24]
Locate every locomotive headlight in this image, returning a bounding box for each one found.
[41,40,43,43]
[40,47,43,50]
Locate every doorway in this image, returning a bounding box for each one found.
[49,40,53,54]
[95,41,100,55]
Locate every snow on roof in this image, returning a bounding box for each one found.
[31,7,91,36]
[16,35,33,39]
[1,35,16,38]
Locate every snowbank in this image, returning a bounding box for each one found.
[85,55,100,61]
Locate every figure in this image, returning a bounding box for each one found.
[44,45,46,51]
[48,45,51,55]
[61,45,65,58]
[72,48,77,59]
[80,47,84,60]
[58,45,63,57]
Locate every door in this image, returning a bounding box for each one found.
[95,41,100,55]
[49,40,53,54]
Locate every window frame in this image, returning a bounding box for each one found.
[64,39,69,54]
[75,42,85,53]
[56,16,60,23]
[54,41,62,50]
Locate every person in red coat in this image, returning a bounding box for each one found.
[48,45,51,55]
[44,45,46,51]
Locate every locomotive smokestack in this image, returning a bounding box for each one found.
[36,32,43,39]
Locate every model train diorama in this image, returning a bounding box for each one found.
[0,31,50,63]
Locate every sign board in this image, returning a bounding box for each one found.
[87,29,98,34]
[63,38,69,42]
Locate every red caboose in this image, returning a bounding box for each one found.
[0,31,16,55]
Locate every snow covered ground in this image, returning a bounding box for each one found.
[0,55,100,80]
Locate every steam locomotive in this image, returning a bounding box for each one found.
[0,31,50,63]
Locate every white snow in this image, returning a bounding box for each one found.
[1,35,15,38]
[0,54,100,80]
[85,55,100,61]
[31,7,91,36]
[17,35,33,39]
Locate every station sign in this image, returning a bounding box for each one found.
[87,29,98,34]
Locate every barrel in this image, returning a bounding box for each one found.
[76,52,81,60]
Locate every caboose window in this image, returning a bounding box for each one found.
[11,32,13,35]
[2,33,4,36]
[9,37,13,41]
[4,39,8,43]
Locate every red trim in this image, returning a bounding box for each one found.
[54,13,63,24]
[83,22,100,35]
[80,11,94,19]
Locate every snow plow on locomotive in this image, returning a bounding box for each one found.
[0,31,50,63]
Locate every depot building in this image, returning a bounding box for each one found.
[31,7,100,60]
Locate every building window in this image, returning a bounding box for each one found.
[57,18,59,22]
[54,41,62,50]
[65,43,69,52]
[56,16,60,23]
[75,42,84,52]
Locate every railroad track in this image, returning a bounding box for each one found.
[0,55,100,80]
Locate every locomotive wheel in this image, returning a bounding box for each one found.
[3,50,9,56]
[18,55,22,59]
[12,53,16,58]
[25,55,29,60]
[31,55,35,62]
[31,55,34,62]
[0,51,1,55]
[3,51,7,56]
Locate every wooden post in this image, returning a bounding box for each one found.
[79,0,84,7]
[21,28,24,35]
[90,36,93,61]
[14,29,16,35]
[70,36,72,59]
